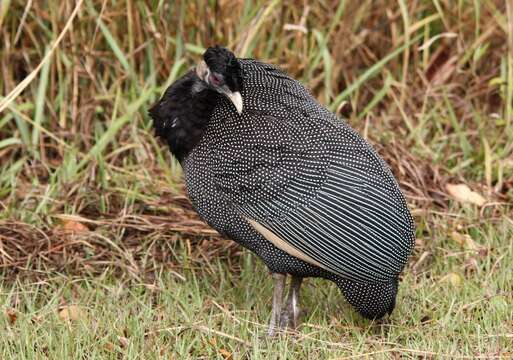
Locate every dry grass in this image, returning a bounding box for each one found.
[0,0,510,275]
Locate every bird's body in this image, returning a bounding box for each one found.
[150,48,415,332]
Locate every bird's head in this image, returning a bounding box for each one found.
[195,46,243,114]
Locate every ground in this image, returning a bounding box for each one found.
[0,0,512,358]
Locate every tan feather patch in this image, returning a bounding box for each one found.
[246,218,330,272]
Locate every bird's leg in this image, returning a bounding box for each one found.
[280,276,303,329]
[267,273,286,337]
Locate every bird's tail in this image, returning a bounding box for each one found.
[335,277,399,320]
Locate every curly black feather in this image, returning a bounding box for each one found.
[148,71,219,162]
[204,46,243,92]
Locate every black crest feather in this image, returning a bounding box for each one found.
[203,46,242,92]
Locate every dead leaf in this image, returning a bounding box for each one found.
[440,272,463,286]
[209,337,232,359]
[159,347,174,358]
[6,308,17,325]
[218,349,233,360]
[431,56,457,86]
[58,305,86,322]
[118,336,130,348]
[61,220,89,233]
[450,231,479,251]
[31,314,43,324]
[463,256,479,274]
[446,183,486,206]
[425,44,456,85]
[420,315,431,323]
[283,24,308,34]
[104,342,116,352]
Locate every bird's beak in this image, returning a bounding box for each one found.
[226,91,243,114]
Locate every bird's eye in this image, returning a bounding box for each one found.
[209,73,222,86]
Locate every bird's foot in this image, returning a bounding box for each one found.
[266,324,280,337]
[279,276,303,331]
[267,315,288,337]
[267,309,298,336]
[267,309,304,337]
[279,298,301,330]
[267,273,286,337]
[267,275,304,337]
[278,306,295,330]
[279,308,291,329]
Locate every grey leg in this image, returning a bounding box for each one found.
[280,276,303,329]
[267,273,286,337]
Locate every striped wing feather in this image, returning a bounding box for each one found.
[212,60,415,282]
[250,156,414,283]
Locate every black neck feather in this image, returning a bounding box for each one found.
[149,71,219,162]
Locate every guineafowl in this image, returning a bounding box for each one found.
[149,46,415,336]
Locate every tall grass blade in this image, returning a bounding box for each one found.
[77,88,153,170]
[31,46,51,152]
[330,34,423,111]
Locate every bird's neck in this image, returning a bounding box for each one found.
[170,88,219,162]
[151,74,219,162]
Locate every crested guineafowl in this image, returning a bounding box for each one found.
[149,46,415,336]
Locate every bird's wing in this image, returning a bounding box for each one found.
[211,112,414,283]
[210,60,415,282]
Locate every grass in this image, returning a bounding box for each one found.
[1,214,512,358]
[0,0,512,358]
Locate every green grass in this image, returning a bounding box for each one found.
[1,0,512,358]
[1,213,512,358]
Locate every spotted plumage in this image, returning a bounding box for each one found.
[150,47,415,332]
